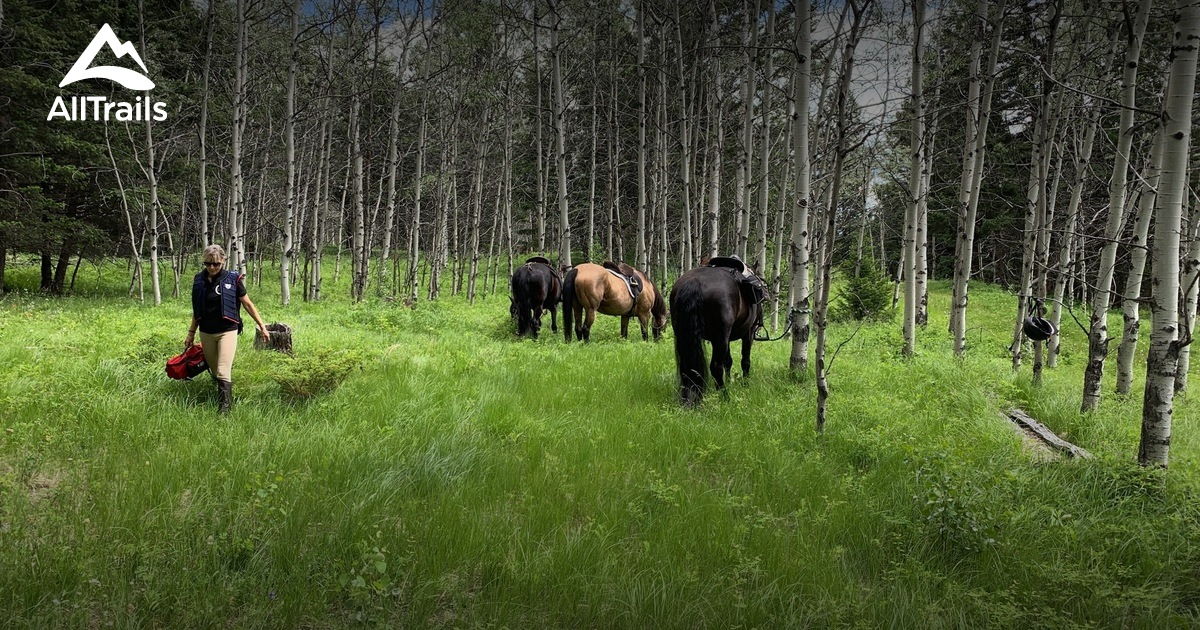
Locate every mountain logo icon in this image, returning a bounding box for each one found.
[59,24,155,91]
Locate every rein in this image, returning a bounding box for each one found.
[752,308,794,342]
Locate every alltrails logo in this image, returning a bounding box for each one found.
[48,23,168,122]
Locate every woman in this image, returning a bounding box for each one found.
[185,245,270,413]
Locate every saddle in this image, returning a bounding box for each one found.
[525,256,562,282]
[707,255,770,329]
[602,261,643,301]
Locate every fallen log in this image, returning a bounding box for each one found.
[1007,409,1092,460]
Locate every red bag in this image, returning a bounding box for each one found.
[166,344,208,380]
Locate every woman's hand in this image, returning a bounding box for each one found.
[185,330,196,347]
[258,325,271,343]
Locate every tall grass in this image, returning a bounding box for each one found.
[1,257,1198,627]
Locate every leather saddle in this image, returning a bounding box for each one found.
[706,255,770,306]
[602,261,643,300]
[525,256,561,281]
[707,255,770,334]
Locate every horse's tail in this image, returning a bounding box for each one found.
[562,267,577,342]
[671,280,707,406]
[512,267,532,337]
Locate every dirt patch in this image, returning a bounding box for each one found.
[28,471,61,504]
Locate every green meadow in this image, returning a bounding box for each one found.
[2,259,1199,628]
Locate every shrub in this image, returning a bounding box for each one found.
[273,348,368,401]
[831,258,893,322]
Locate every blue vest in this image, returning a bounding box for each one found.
[192,270,242,331]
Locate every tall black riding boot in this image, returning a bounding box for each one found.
[217,380,233,414]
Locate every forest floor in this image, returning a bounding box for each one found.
[1,258,1199,628]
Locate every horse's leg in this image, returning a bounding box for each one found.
[531,304,543,339]
[573,303,584,341]
[740,335,753,383]
[621,315,630,339]
[584,308,597,342]
[638,311,650,342]
[722,338,735,394]
[711,329,732,396]
[550,301,558,332]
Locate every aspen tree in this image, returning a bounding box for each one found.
[1117,126,1166,394]
[902,0,925,358]
[817,0,872,431]
[1082,0,1152,410]
[1140,0,1200,467]
[551,0,570,267]
[950,0,1005,357]
[787,0,811,374]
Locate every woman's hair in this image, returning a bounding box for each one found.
[202,244,226,262]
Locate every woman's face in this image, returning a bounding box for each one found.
[203,256,224,277]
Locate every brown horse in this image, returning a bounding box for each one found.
[562,262,667,342]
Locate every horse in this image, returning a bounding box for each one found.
[510,257,561,339]
[561,261,667,342]
[669,263,764,406]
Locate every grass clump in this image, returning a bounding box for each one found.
[273,347,371,402]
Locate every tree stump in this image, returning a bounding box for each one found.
[255,322,293,355]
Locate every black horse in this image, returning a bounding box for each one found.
[510,257,561,339]
[669,262,764,406]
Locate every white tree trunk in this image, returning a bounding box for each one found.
[281,0,299,305]
[817,0,871,431]
[1140,0,1200,467]
[675,3,693,268]
[788,0,812,374]
[1012,1,1060,373]
[951,0,1005,357]
[636,0,647,268]
[350,93,366,302]
[707,57,723,259]
[1049,112,1101,366]
[198,0,214,247]
[381,33,412,296]
[902,0,925,358]
[534,6,546,255]
[1117,126,1166,394]
[1175,161,1200,393]
[736,0,759,261]
[754,1,775,272]
[467,110,488,303]
[229,0,248,272]
[1082,0,1152,410]
[408,60,430,302]
[551,0,571,267]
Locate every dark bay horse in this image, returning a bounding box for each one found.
[562,262,667,342]
[510,257,561,339]
[669,264,763,406]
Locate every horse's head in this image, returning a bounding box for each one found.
[651,286,669,341]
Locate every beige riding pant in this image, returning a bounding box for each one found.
[198,330,238,382]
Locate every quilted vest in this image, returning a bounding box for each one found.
[192,269,242,331]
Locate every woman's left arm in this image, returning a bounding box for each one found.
[240,295,271,342]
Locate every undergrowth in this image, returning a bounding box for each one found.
[0,257,1198,628]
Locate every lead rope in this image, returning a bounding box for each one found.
[753,308,794,342]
